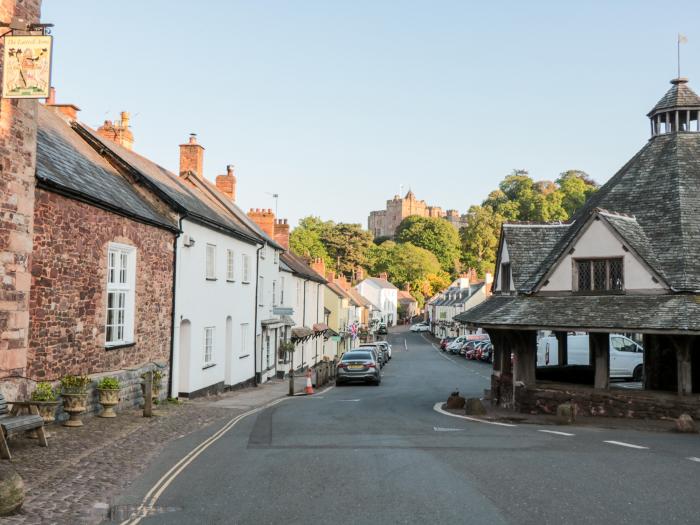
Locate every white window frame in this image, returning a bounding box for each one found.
[280,276,285,305]
[206,244,217,280]
[226,249,235,281]
[204,326,215,366]
[105,242,136,347]
[272,280,277,307]
[240,323,249,358]
[259,275,265,307]
[242,253,251,283]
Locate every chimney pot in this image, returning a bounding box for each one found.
[46,86,55,105]
[189,133,197,144]
[227,164,234,175]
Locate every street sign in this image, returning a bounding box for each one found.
[272,307,294,315]
[2,35,53,99]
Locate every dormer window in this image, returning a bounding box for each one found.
[574,258,623,293]
[500,263,511,292]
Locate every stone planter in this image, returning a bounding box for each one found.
[97,388,120,418]
[37,402,58,425]
[61,393,88,427]
[0,467,24,516]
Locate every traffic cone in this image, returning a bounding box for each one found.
[305,368,314,395]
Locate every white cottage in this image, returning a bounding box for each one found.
[355,273,398,327]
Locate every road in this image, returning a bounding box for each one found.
[112,329,700,524]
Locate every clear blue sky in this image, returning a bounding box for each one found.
[43,0,700,227]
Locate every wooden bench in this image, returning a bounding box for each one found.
[0,393,48,460]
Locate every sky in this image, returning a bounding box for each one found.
[43,0,700,227]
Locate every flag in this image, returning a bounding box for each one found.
[678,33,688,45]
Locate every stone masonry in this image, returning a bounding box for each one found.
[0,0,42,389]
[27,189,175,382]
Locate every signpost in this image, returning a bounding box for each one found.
[2,34,52,99]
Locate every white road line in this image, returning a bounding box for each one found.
[538,429,575,437]
[433,402,518,427]
[404,339,408,350]
[339,399,361,402]
[603,440,649,450]
[687,456,700,463]
[433,426,464,432]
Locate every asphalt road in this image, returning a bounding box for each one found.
[112,329,700,525]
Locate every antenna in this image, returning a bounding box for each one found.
[265,192,279,217]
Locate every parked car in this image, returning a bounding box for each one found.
[480,343,494,363]
[375,341,392,360]
[440,337,456,351]
[536,333,644,380]
[377,324,388,335]
[358,345,386,368]
[360,341,392,362]
[410,323,430,332]
[336,350,381,386]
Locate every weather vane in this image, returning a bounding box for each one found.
[678,33,688,78]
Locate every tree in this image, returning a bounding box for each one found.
[395,216,461,274]
[321,223,373,277]
[556,170,598,217]
[459,205,504,277]
[290,216,332,265]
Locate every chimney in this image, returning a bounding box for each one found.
[179,133,204,176]
[354,267,365,282]
[310,257,326,277]
[215,164,237,202]
[378,272,388,281]
[404,282,411,292]
[44,86,81,120]
[96,110,133,150]
[273,218,290,250]
[247,208,275,238]
[337,273,350,291]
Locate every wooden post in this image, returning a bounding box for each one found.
[555,331,568,366]
[288,368,295,396]
[513,330,536,386]
[143,371,153,417]
[675,337,692,396]
[591,333,609,390]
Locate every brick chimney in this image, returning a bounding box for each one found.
[247,208,275,238]
[179,133,204,176]
[44,86,81,121]
[215,164,236,202]
[354,267,365,282]
[273,218,290,250]
[336,273,350,291]
[378,272,388,281]
[310,257,326,277]
[96,111,133,150]
[484,272,494,294]
[404,282,411,292]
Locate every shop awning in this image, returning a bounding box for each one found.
[291,326,313,340]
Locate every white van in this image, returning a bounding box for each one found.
[537,334,643,381]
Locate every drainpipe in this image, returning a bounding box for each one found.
[316,282,321,364]
[302,279,307,368]
[253,242,265,386]
[167,216,183,399]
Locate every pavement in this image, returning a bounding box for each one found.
[101,327,700,524]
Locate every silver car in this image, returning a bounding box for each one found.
[336,350,381,386]
[358,345,386,367]
[362,341,392,361]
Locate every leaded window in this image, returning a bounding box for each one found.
[574,258,624,292]
[106,243,136,346]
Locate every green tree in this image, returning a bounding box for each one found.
[459,205,504,277]
[321,223,373,277]
[556,170,598,216]
[395,216,461,274]
[290,216,331,264]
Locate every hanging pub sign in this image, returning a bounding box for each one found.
[2,35,52,99]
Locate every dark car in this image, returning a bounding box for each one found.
[480,343,494,363]
[377,324,388,335]
[336,350,381,386]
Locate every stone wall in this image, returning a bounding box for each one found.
[27,189,175,381]
[0,0,42,381]
[515,383,700,420]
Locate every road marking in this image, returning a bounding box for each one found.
[339,399,361,402]
[687,457,700,463]
[120,396,292,524]
[538,429,575,437]
[433,402,518,427]
[312,385,334,397]
[603,440,649,450]
[433,426,464,432]
[404,339,408,351]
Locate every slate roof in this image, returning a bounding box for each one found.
[279,252,326,284]
[35,106,177,231]
[345,287,370,308]
[454,294,700,333]
[74,123,260,244]
[501,224,570,291]
[397,290,416,304]
[648,78,700,115]
[361,277,399,290]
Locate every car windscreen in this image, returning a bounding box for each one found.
[342,352,372,361]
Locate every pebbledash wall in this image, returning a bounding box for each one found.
[28,189,175,398]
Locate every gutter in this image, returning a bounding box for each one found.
[253,242,265,386]
[167,216,184,398]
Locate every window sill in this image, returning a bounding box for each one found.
[202,363,216,370]
[572,290,625,296]
[242,281,251,285]
[239,354,250,359]
[105,342,136,351]
[226,279,236,283]
[206,277,217,281]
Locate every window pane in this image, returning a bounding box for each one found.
[593,260,607,290]
[106,325,114,342]
[119,252,128,283]
[108,251,116,284]
[577,260,591,291]
[609,259,624,290]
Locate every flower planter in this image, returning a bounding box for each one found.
[61,393,87,427]
[97,388,120,418]
[37,403,57,425]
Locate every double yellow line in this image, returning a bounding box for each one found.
[120,396,290,524]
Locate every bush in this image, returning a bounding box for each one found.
[141,369,163,384]
[60,375,91,394]
[97,377,120,390]
[31,382,57,402]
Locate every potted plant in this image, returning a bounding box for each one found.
[31,382,58,423]
[96,377,121,418]
[60,375,91,427]
[140,369,163,404]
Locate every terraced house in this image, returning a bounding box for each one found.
[457,77,700,419]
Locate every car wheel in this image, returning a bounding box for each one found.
[336,380,344,387]
[632,364,643,382]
